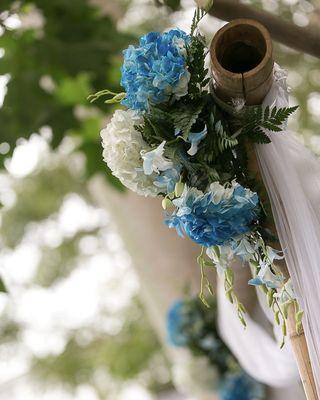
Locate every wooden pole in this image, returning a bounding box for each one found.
[210,19,318,400]
[207,0,320,59]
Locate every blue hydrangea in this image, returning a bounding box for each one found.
[166,300,189,347]
[219,372,265,400]
[166,182,259,247]
[121,29,191,111]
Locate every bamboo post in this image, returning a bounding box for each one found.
[210,19,318,400]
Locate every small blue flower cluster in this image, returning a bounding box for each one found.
[166,300,189,347]
[219,372,265,400]
[166,184,259,247]
[121,29,191,111]
[167,298,265,399]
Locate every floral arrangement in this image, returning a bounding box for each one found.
[93,6,303,343]
[167,296,265,399]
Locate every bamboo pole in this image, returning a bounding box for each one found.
[210,19,318,400]
[206,0,320,59]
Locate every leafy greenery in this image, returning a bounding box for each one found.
[171,101,204,139]
[239,105,299,144]
[207,106,238,155]
[187,34,210,99]
[0,278,7,293]
[0,0,134,188]
[154,0,181,11]
[134,18,298,195]
[190,7,207,36]
[88,89,126,105]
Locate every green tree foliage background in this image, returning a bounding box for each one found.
[0,1,172,397]
[0,0,134,188]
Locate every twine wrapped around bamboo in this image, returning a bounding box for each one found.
[210,19,317,400]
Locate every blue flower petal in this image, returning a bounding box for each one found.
[166,183,260,247]
[121,29,191,111]
[219,371,265,400]
[187,126,207,156]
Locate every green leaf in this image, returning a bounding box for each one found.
[240,105,298,144]
[251,127,271,144]
[186,35,208,98]
[69,116,102,141]
[88,89,126,104]
[202,106,237,161]
[190,7,207,36]
[55,73,92,106]
[163,0,181,10]
[0,277,7,293]
[171,101,203,139]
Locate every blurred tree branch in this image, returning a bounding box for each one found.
[207,0,320,58]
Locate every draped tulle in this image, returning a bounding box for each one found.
[255,67,320,396]
[218,65,320,395]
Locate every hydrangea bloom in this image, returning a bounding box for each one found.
[166,181,259,247]
[101,110,180,196]
[219,372,265,400]
[121,29,191,111]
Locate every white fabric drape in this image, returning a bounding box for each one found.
[254,66,320,396]
[218,65,320,396]
[217,278,300,387]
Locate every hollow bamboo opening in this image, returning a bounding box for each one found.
[210,19,273,105]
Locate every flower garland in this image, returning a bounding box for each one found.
[167,296,265,399]
[94,6,303,343]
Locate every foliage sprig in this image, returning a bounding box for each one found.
[238,105,299,144]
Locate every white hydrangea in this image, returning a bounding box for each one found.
[101,109,161,197]
[172,350,219,397]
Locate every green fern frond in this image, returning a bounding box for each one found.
[190,7,206,36]
[240,105,298,144]
[171,102,203,139]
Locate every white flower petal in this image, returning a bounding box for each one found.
[100,109,161,197]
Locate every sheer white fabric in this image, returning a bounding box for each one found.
[217,277,300,387]
[254,66,320,396]
[218,65,320,396]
